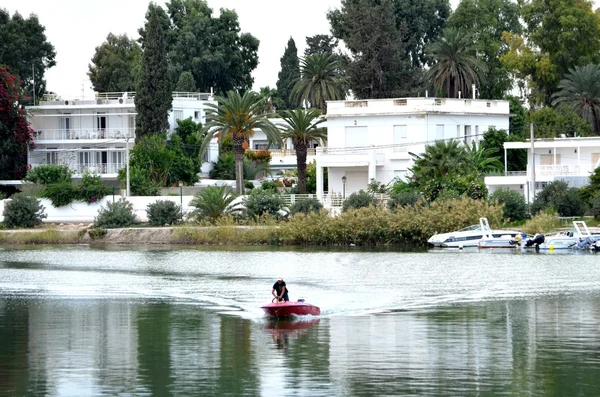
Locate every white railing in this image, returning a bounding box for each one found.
[281,192,390,208]
[75,163,125,175]
[268,148,317,157]
[172,92,212,100]
[535,164,582,176]
[33,128,134,141]
[95,92,135,100]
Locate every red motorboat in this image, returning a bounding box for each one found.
[261,299,320,318]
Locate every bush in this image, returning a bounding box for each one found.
[244,189,285,220]
[489,188,529,222]
[24,165,72,185]
[591,193,600,220]
[94,198,137,228]
[367,178,389,193]
[41,182,78,207]
[118,166,161,196]
[342,190,375,212]
[78,172,111,204]
[531,181,585,217]
[387,191,421,210]
[244,180,255,190]
[88,227,107,240]
[521,210,561,235]
[146,200,182,226]
[2,195,47,228]
[290,198,323,215]
[189,185,241,223]
[260,180,279,193]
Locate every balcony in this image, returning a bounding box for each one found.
[30,162,125,176]
[268,148,317,157]
[33,128,134,141]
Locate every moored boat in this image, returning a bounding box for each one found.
[478,218,525,248]
[428,218,522,247]
[261,299,320,318]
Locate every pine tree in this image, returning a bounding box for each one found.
[135,4,172,137]
[276,37,300,109]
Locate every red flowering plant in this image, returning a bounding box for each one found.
[0,66,35,180]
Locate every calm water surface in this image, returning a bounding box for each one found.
[1,245,600,396]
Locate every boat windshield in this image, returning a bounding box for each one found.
[458,225,482,232]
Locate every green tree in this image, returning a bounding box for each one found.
[552,64,600,134]
[531,180,585,217]
[447,0,521,99]
[189,185,241,223]
[529,105,592,138]
[0,67,35,180]
[291,54,345,113]
[305,34,338,56]
[2,194,46,228]
[88,33,142,93]
[200,91,281,193]
[0,9,56,102]
[426,28,488,98]
[501,0,600,105]
[174,71,195,92]
[279,109,326,194]
[580,166,600,205]
[465,141,503,173]
[276,37,300,109]
[508,96,528,138]
[481,127,528,172]
[489,188,529,222]
[257,86,283,114]
[136,4,172,137]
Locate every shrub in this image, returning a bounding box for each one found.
[342,190,375,212]
[290,198,323,215]
[41,182,78,207]
[489,188,529,222]
[367,178,389,194]
[531,181,585,217]
[244,180,255,190]
[24,165,72,185]
[521,211,561,235]
[146,200,182,226]
[189,185,241,223]
[591,193,600,220]
[260,180,279,193]
[94,198,137,228]
[389,178,414,194]
[244,189,285,220]
[2,194,47,228]
[88,227,107,240]
[78,172,111,204]
[245,149,272,164]
[118,166,161,196]
[387,191,421,210]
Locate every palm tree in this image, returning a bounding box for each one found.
[552,64,600,134]
[189,185,241,224]
[409,140,470,180]
[279,109,326,194]
[426,28,487,98]
[465,141,503,174]
[291,54,344,114]
[200,91,281,194]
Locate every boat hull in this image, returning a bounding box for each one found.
[261,301,320,317]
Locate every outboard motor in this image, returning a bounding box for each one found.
[525,233,545,248]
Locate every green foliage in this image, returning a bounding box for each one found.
[88,33,141,93]
[481,127,528,172]
[260,180,279,193]
[40,182,77,207]
[489,188,529,222]
[508,96,528,138]
[175,71,195,92]
[0,67,35,180]
[342,190,376,212]
[426,28,487,98]
[521,210,561,235]
[591,194,600,220]
[24,165,73,185]
[367,179,390,194]
[118,166,161,196]
[189,185,241,224]
[531,181,585,217]
[447,0,521,99]
[465,141,503,173]
[276,37,300,110]
[146,200,182,226]
[244,181,255,190]
[78,172,111,204]
[245,149,272,164]
[136,4,172,137]
[291,54,345,112]
[289,198,324,215]
[529,105,592,138]
[88,227,107,240]
[580,166,600,205]
[387,191,421,210]
[389,178,414,194]
[209,153,236,180]
[305,160,328,194]
[243,189,285,220]
[2,194,47,228]
[94,198,137,228]
[0,9,56,101]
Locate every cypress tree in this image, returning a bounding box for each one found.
[136,4,172,137]
[276,37,300,109]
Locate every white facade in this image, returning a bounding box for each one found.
[316,97,510,198]
[485,137,600,202]
[26,92,217,180]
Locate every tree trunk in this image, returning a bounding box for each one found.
[592,107,600,135]
[295,140,308,194]
[234,148,244,194]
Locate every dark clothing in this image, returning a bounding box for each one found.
[273,281,290,301]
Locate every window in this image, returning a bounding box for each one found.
[436,124,444,141]
[78,152,90,166]
[464,125,472,144]
[174,109,184,121]
[45,152,58,165]
[393,125,407,152]
[253,140,269,150]
[60,117,71,132]
[345,126,367,147]
[456,125,461,140]
[96,113,107,131]
[475,126,480,139]
[194,111,201,120]
[540,154,560,165]
[111,151,124,165]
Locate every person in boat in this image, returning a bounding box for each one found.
[272,277,289,302]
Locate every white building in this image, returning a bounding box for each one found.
[485,137,600,202]
[316,97,510,198]
[26,92,217,181]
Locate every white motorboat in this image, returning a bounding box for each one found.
[428,218,523,248]
[536,221,593,250]
[478,218,524,248]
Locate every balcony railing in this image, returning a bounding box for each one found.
[536,164,582,176]
[75,163,125,175]
[33,128,134,141]
[268,148,317,157]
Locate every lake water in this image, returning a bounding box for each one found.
[1,246,600,396]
